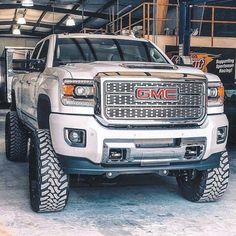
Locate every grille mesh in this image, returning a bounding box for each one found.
[103,81,206,121]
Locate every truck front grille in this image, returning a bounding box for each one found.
[102,80,206,123]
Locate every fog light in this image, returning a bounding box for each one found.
[65,128,86,147]
[217,126,227,144]
[69,131,81,143]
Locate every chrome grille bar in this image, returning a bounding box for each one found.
[100,79,206,125]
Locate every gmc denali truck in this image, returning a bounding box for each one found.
[5,33,229,213]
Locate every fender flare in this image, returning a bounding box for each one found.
[37,94,51,129]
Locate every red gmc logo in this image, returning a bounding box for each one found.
[135,87,178,100]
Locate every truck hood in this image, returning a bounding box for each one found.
[59,61,206,79]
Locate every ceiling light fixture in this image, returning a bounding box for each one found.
[66,16,75,27]
[17,17,26,25]
[13,28,21,35]
[22,0,34,7]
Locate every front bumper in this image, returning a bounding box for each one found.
[49,113,228,173]
[58,152,222,176]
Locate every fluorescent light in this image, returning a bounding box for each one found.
[13,28,21,35]
[66,17,75,27]
[22,0,34,7]
[17,17,26,25]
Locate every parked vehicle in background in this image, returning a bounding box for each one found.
[0,47,33,105]
[5,33,230,213]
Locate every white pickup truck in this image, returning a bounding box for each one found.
[6,33,229,213]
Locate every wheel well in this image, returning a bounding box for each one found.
[37,94,51,129]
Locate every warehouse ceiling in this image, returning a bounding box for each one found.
[0,0,234,37]
[0,0,143,37]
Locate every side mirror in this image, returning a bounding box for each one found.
[12,59,29,72]
[30,59,46,72]
[12,59,46,72]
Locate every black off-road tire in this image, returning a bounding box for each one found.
[177,151,230,202]
[29,129,69,213]
[5,111,28,162]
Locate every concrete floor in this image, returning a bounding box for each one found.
[0,110,235,236]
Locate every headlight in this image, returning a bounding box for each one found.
[62,79,95,106]
[208,82,224,107]
[74,86,94,97]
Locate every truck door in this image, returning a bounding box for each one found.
[28,39,50,120]
[21,41,43,124]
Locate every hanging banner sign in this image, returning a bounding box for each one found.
[165,46,236,85]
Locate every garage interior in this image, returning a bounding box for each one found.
[0,0,235,235]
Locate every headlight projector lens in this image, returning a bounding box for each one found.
[74,86,93,97]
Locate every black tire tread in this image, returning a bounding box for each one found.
[177,151,230,202]
[30,129,69,213]
[197,152,229,202]
[5,111,28,162]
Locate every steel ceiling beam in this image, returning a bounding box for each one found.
[10,9,18,32]
[48,0,83,34]
[55,3,81,26]
[75,0,117,31]
[18,9,27,31]
[33,2,84,34]
[0,20,69,31]
[0,29,46,37]
[0,4,111,20]
[50,2,82,34]
[180,0,220,5]
[32,8,48,33]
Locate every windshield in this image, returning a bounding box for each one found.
[54,38,168,65]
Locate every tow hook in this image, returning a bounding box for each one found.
[158,170,169,176]
[106,172,118,179]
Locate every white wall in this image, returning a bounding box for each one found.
[0,37,39,56]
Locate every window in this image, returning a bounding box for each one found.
[38,40,49,61]
[88,38,122,61]
[54,38,168,65]
[55,38,95,63]
[31,42,43,59]
[118,40,149,62]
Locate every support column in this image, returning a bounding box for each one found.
[179,0,191,56]
[156,0,169,35]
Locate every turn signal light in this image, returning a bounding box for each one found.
[217,85,224,98]
[63,84,75,96]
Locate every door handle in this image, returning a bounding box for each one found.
[19,80,23,84]
[26,80,31,85]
